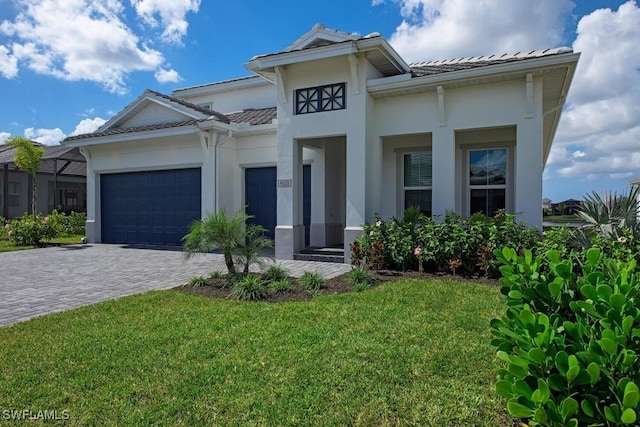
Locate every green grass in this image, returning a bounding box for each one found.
[0,235,84,252]
[0,279,511,426]
[543,215,584,223]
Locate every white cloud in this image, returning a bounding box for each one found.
[154,68,182,83]
[131,0,201,44]
[24,127,65,145]
[0,0,195,93]
[551,1,640,180]
[384,0,574,62]
[0,132,10,144]
[0,44,18,78]
[70,118,107,136]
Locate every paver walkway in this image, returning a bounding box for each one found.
[0,244,351,327]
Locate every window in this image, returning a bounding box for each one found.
[403,152,432,216]
[59,189,79,212]
[8,182,20,207]
[468,149,507,216]
[295,82,346,115]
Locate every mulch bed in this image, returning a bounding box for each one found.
[178,269,500,303]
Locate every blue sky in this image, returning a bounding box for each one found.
[0,0,638,203]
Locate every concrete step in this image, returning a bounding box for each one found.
[294,247,345,264]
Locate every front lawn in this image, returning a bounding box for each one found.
[0,235,85,252]
[0,279,510,426]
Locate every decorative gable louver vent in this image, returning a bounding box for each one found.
[295,82,346,115]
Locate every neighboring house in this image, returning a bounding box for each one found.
[0,143,87,219]
[542,198,552,212]
[552,198,582,216]
[62,24,579,263]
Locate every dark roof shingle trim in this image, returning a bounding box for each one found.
[227,107,277,126]
[145,89,230,123]
[63,120,199,142]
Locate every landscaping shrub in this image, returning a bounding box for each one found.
[354,209,541,277]
[491,247,640,426]
[262,264,289,283]
[346,266,372,291]
[7,213,58,246]
[299,271,326,291]
[270,279,294,293]
[232,275,268,301]
[67,211,86,235]
[187,276,207,287]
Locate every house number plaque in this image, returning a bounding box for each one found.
[277,179,292,188]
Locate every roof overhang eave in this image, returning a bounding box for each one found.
[356,37,411,75]
[62,124,202,148]
[542,52,580,167]
[244,41,359,74]
[368,52,581,96]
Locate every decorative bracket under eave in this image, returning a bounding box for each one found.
[347,54,360,95]
[275,66,288,104]
[525,73,534,118]
[437,85,446,127]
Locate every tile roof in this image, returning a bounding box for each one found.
[410,47,573,77]
[144,89,230,123]
[64,120,199,141]
[227,107,277,126]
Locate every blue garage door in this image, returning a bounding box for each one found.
[101,168,201,246]
[245,166,310,245]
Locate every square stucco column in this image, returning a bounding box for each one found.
[344,132,366,263]
[431,128,456,218]
[275,138,304,259]
[200,131,216,217]
[85,169,99,243]
[516,119,543,229]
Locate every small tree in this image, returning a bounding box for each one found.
[4,136,43,218]
[182,207,272,275]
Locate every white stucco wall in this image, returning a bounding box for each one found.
[181,83,277,114]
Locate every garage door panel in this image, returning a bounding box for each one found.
[101,168,201,246]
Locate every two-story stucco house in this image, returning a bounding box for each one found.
[62,24,579,263]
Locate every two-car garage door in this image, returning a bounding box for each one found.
[101,168,201,246]
[100,166,309,248]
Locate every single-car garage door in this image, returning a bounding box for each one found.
[101,168,201,246]
[245,166,310,245]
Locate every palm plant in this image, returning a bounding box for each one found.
[234,223,274,274]
[4,136,43,218]
[182,208,248,275]
[575,186,639,239]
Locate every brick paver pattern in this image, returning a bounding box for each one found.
[0,244,351,327]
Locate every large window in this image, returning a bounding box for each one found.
[8,182,20,207]
[469,149,507,216]
[403,152,432,216]
[295,82,346,115]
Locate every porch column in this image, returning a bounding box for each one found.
[309,146,326,247]
[52,158,58,211]
[344,131,366,263]
[431,127,456,218]
[79,148,98,242]
[199,131,216,216]
[275,137,304,259]
[2,164,8,218]
[516,118,543,228]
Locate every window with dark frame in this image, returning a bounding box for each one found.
[403,152,432,217]
[8,182,20,207]
[468,148,507,217]
[295,82,346,115]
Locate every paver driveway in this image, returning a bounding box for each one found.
[0,244,351,327]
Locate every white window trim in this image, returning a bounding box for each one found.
[401,151,433,216]
[466,147,510,216]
